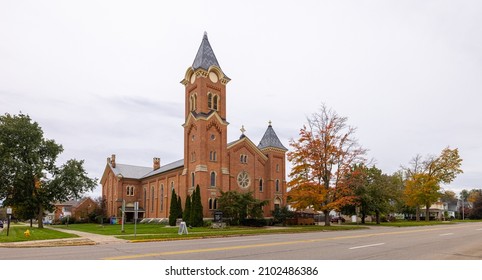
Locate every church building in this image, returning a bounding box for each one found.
[101,33,287,221]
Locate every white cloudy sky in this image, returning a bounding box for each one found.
[1,0,481,198]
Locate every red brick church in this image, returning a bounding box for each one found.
[101,33,287,221]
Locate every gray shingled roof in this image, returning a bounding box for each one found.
[110,159,184,180]
[192,32,222,72]
[142,159,184,178]
[258,125,288,151]
[111,164,153,179]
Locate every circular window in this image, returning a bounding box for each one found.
[210,134,216,140]
[237,171,250,189]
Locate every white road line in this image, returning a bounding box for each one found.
[349,243,385,250]
[439,233,454,236]
[209,238,262,244]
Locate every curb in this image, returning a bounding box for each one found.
[0,238,97,248]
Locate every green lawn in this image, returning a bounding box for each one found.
[0,225,78,243]
[52,223,367,241]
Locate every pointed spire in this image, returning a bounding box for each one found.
[258,122,288,151]
[192,32,222,72]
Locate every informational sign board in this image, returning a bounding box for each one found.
[6,207,12,215]
[178,222,188,235]
[214,211,223,223]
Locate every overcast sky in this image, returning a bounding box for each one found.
[1,0,481,198]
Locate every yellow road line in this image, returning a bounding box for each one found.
[103,224,473,260]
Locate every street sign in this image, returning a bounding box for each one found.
[6,207,12,215]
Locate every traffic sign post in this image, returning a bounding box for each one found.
[134,202,139,238]
[121,200,125,233]
[6,207,12,236]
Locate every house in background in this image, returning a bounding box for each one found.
[53,197,98,222]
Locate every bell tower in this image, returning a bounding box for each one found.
[180,33,231,215]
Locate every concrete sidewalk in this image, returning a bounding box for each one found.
[0,226,127,248]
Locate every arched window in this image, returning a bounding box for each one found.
[259,178,263,192]
[208,198,213,210]
[213,95,218,111]
[210,151,217,161]
[210,171,216,187]
[208,93,213,109]
[213,199,217,210]
[274,198,281,210]
[275,180,280,192]
[171,181,174,192]
[191,172,195,187]
[193,93,197,110]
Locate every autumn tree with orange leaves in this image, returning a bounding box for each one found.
[286,104,366,226]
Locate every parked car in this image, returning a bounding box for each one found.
[330,216,345,223]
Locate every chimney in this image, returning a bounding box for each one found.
[153,157,160,170]
[111,154,116,168]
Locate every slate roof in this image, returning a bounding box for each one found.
[258,124,288,151]
[192,32,223,72]
[110,164,153,179]
[110,159,184,180]
[142,159,184,178]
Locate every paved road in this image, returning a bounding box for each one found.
[1,222,481,260]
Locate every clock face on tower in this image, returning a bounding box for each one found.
[237,171,250,189]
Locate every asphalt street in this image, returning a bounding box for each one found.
[1,222,481,260]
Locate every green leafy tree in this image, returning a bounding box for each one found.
[177,196,183,219]
[271,206,295,226]
[168,189,178,226]
[218,190,268,225]
[0,113,96,228]
[190,185,203,227]
[345,165,402,224]
[403,147,463,221]
[183,194,191,225]
[468,191,482,219]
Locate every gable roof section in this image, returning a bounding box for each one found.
[228,135,268,161]
[106,160,184,180]
[258,124,288,151]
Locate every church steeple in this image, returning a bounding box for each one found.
[192,32,223,73]
[258,122,288,151]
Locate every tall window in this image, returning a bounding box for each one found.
[213,95,218,111]
[190,93,197,111]
[210,171,216,187]
[259,178,263,192]
[191,172,195,187]
[160,184,164,211]
[210,151,217,161]
[143,187,147,211]
[208,93,213,109]
[171,181,175,192]
[151,186,155,212]
[275,180,280,192]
